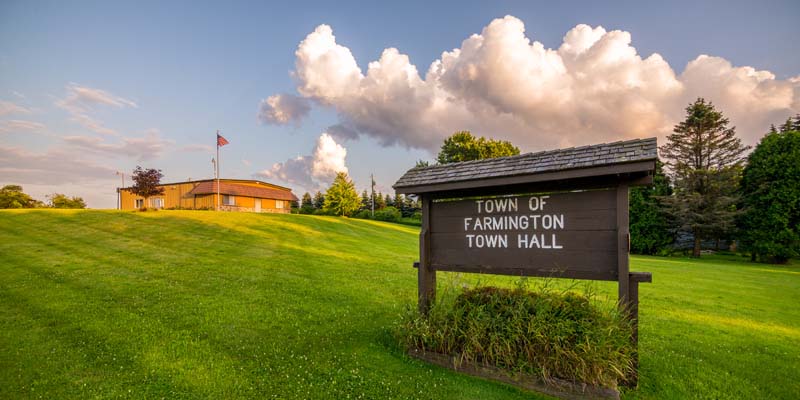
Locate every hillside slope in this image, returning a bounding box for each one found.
[0,210,798,399]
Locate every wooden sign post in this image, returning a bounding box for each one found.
[395,138,657,389]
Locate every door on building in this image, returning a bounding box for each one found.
[255,198,261,212]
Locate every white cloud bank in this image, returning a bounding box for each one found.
[256,132,348,192]
[269,16,800,151]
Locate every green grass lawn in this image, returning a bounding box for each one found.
[0,210,798,399]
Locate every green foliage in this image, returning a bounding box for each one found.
[299,192,315,214]
[0,185,42,208]
[130,166,164,201]
[48,193,87,209]
[312,191,325,209]
[737,127,800,263]
[374,206,401,222]
[415,159,430,167]
[659,98,749,257]
[323,172,360,217]
[436,131,520,164]
[398,282,633,388]
[630,161,674,255]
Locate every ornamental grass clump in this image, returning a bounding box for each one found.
[398,282,634,389]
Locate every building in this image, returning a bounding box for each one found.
[119,179,298,213]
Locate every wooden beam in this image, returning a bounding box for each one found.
[418,194,436,315]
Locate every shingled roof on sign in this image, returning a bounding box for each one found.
[393,137,657,193]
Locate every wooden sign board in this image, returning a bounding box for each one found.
[430,189,618,281]
[395,138,658,389]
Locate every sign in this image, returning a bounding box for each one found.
[429,189,619,280]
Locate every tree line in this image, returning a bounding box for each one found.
[297,174,422,224]
[0,185,86,209]
[627,100,798,263]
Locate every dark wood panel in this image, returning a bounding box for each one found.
[431,209,616,233]
[431,189,616,217]
[428,189,619,279]
[432,264,618,281]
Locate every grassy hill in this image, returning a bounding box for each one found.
[0,210,798,399]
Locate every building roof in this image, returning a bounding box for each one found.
[155,178,292,192]
[187,181,298,201]
[394,137,657,194]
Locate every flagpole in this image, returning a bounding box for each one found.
[216,129,220,211]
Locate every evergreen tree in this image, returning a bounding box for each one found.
[300,192,314,214]
[437,131,520,164]
[384,194,393,208]
[737,128,800,263]
[659,98,749,257]
[373,191,386,209]
[629,161,674,255]
[393,193,405,217]
[323,172,360,217]
[313,191,325,209]
[360,190,370,211]
[778,114,800,133]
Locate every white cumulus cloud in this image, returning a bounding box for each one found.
[268,16,799,151]
[256,132,348,192]
[257,93,311,125]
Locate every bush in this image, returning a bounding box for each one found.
[352,210,372,219]
[397,282,633,389]
[374,206,401,222]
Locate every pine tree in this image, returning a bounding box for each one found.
[374,191,386,209]
[323,172,360,217]
[659,98,749,257]
[300,192,314,214]
[313,191,325,210]
[393,193,405,217]
[360,190,370,212]
[384,194,393,208]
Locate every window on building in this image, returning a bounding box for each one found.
[275,200,284,209]
[151,198,164,208]
[135,199,144,208]
[223,195,235,206]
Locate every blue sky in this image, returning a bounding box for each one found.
[1,0,798,208]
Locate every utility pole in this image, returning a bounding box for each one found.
[116,171,124,209]
[371,173,375,217]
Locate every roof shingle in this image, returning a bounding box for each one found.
[393,137,657,191]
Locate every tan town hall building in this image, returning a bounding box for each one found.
[119,179,298,213]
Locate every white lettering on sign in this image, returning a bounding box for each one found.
[464,195,565,250]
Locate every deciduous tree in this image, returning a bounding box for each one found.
[48,193,87,209]
[629,161,674,255]
[130,166,164,209]
[0,185,42,208]
[436,131,520,164]
[737,122,800,263]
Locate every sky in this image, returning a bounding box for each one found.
[1,0,798,208]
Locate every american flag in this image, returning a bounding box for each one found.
[217,133,229,147]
